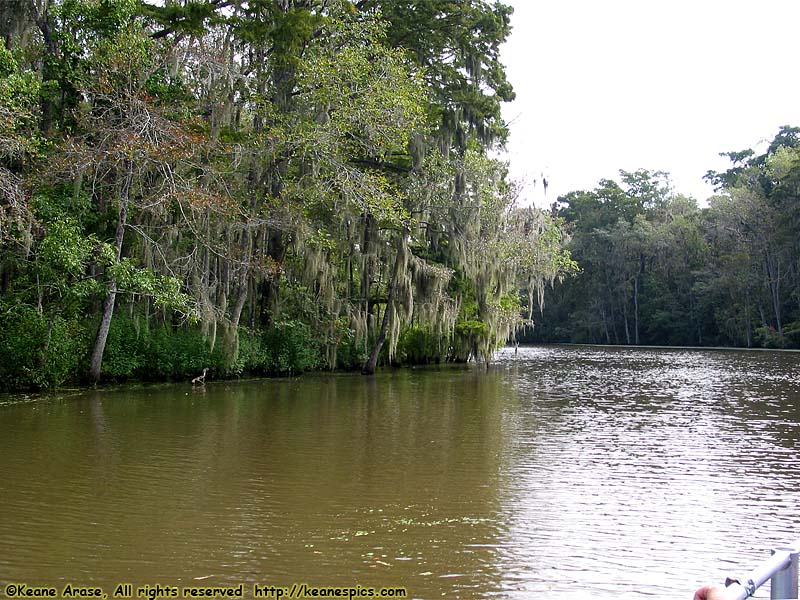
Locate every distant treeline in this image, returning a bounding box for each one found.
[525,126,800,349]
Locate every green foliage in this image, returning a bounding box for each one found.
[39,217,97,274]
[259,320,322,376]
[394,324,442,365]
[143,70,191,106]
[31,186,95,225]
[24,211,192,317]
[103,316,224,381]
[783,321,800,347]
[110,260,193,313]
[453,297,490,359]
[144,326,223,379]
[139,0,220,38]
[234,320,322,376]
[535,132,800,349]
[754,326,785,349]
[455,319,489,339]
[101,315,147,378]
[0,0,558,385]
[0,39,43,159]
[333,337,369,371]
[57,0,140,38]
[0,41,15,77]
[7,0,800,383]
[38,0,144,127]
[0,305,88,390]
[360,0,515,145]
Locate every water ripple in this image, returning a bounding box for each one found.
[1,347,799,599]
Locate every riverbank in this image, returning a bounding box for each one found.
[7,330,800,395]
[7,336,799,398]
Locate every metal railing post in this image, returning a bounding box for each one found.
[771,545,800,600]
[720,541,800,600]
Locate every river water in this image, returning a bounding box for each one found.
[1,346,799,599]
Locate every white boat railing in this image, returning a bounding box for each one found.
[720,541,800,599]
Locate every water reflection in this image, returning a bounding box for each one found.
[0,369,513,599]
[0,347,799,599]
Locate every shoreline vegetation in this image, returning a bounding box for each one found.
[0,0,577,391]
[1,338,799,409]
[2,2,800,392]
[4,341,799,405]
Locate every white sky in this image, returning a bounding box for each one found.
[499,0,800,207]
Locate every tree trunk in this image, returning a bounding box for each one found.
[362,289,392,375]
[30,0,59,136]
[764,250,782,335]
[758,303,768,329]
[622,298,631,345]
[2,0,36,49]
[743,288,753,347]
[231,278,248,328]
[39,309,59,372]
[362,234,404,375]
[689,290,701,345]
[633,275,640,345]
[89,180,129,382]
[89,280,118,381]
[361,212,376,316]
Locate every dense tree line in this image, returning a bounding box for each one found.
[0,0,575,390]
[527,126,800,349]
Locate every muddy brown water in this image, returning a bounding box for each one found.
[1,346,799,599]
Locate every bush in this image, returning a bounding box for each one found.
[0,306,88,390]
[236,329,266,374]
[145,326,211,379]
[103,315,148,378]
[452,318,489,362]
[754,325,785,349]
[334,337,368,371]
[782,321,800,348]
[225,321,322,376]
[0,310,327,389]
[103,316,225,381]
[395,324,443,365]
[258,320,321,375]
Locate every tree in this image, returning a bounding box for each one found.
[0,0,576,389]
[537,129,800,350]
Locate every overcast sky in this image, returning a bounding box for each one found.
[499,0,800,207]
